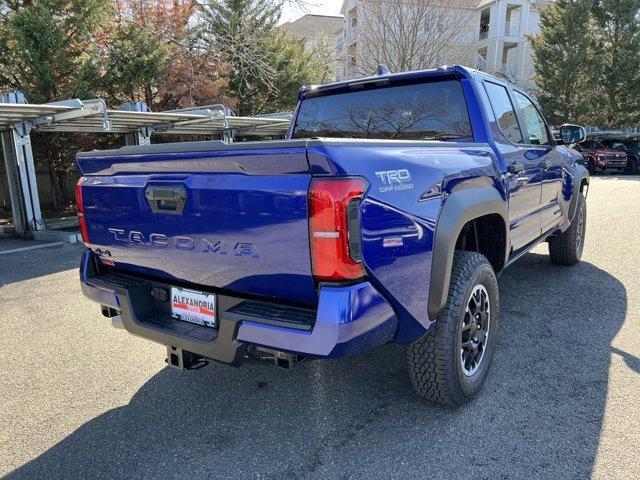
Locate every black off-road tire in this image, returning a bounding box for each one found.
[549,192,586,266]
[626,157,639,174]
[405,251,500,407]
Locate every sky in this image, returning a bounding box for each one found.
[280,0,344,24]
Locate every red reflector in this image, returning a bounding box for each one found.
[75,177,90,245]
[309,177,367,282]
[100,257,115,267]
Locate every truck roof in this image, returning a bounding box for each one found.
[298,65,520,100]
[298,65,499,100]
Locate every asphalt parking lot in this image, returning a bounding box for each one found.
[1,176,638,479]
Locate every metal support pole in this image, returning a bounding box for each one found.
[221,111,234,143]
[1,131,26,234]
[124,126,153,146]
[10,122,44,232]
[120,102,153,146]
[0,92,44,234]
[137,126,153,145]
[220,129,234,143]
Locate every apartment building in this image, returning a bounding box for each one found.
[280,14,343,51]
[335,0,551,89]
[335,0,479,80]
[476,0,551,89]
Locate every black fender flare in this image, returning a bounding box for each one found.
[568,164,589,223]
[427,186,509,321]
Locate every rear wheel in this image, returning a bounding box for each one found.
[405,251,499,407]
[549,192,586,265]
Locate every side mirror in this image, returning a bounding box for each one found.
[559,124,586,145]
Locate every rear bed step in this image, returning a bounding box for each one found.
[88,272,147,290]
[225,301,314,331]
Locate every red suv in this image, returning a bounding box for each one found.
[574,139,628,174]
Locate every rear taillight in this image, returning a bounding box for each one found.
[75,177,90,245]
[309,177,367,282]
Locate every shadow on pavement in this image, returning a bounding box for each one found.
[8,253,628,479]
[0,242,81,286]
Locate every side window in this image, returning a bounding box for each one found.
[513,91,550,146]
[483,81,523,144]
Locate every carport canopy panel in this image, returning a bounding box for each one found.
[0,98,292,237]
[0,103,292,137]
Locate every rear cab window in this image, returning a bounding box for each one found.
[483,81,523,144]
[292,80,473,141]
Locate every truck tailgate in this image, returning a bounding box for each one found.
[77,142,316,305]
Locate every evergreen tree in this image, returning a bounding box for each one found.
[0,0,111,102]
[199,0,330,115]
[97,21,172,106]
[591,0,640,127]
[199,0,281,114]
[529,0,596,125]
[203,0,280,36]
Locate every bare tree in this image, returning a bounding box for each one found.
[353,0,476,75]
[306,34,340,83]
[492,63,536,93]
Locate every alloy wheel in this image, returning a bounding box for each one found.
[460,284,491,377]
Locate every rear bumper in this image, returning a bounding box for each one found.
[80,249,398,364]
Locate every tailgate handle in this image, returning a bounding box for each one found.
[145,185,187,214]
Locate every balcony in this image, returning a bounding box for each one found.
[504,21,520,37]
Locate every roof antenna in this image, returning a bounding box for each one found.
[375,64,391,76]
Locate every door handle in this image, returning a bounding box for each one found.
[508,162,525,174]
[539,160,550,170]
[145,185,187,214]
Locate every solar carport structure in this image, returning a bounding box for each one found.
[0,92,292,237]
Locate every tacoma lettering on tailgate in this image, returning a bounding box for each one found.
[107,228,259,258]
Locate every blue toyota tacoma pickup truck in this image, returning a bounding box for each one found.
[77,66,589,406]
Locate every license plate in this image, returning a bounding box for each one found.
[170,287,217,328]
